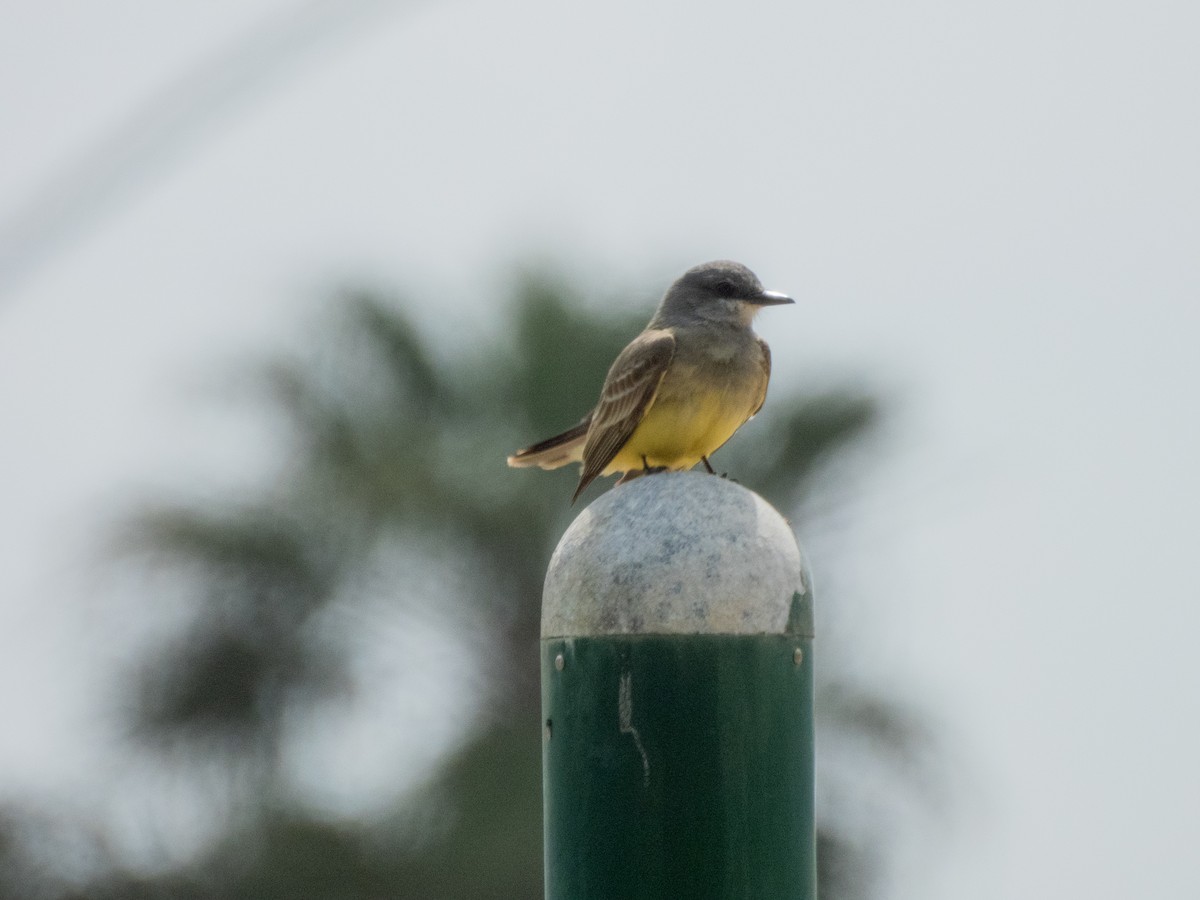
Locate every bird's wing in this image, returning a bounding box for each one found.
[572,330,676,502]
[750,336,772,417]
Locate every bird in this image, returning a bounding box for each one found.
[507,260,793,503]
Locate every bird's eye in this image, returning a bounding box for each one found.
[714,280,738,298]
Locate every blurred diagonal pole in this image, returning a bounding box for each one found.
[541,473,816,899]
[0,0,409,299]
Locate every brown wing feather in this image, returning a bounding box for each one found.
[750,337,772,417]
[571,331,675,503]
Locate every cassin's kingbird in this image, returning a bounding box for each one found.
[507,260,793,502]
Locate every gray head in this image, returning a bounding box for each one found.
[651,260,793,328]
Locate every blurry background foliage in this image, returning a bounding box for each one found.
[1,270,940,900]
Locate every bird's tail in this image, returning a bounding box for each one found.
[507,417,590,470]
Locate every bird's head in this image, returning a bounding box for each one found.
[655,260,793,327]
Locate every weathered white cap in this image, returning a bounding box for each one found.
[542,472,811,637]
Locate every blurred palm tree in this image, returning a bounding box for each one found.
[1,270,938,899]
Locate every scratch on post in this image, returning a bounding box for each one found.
[619,671,650,787]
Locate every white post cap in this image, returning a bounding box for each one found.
[542,472,811,638]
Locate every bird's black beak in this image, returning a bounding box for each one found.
[749,289,794,306]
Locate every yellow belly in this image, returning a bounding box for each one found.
[602,391,755,475]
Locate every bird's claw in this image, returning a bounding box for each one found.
[640,455,668,476]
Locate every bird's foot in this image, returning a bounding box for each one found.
[701,456,735,479]
[640,456,669,476]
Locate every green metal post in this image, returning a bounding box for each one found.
[541,472,815,900]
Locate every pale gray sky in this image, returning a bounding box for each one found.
[2,1,1198,896]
